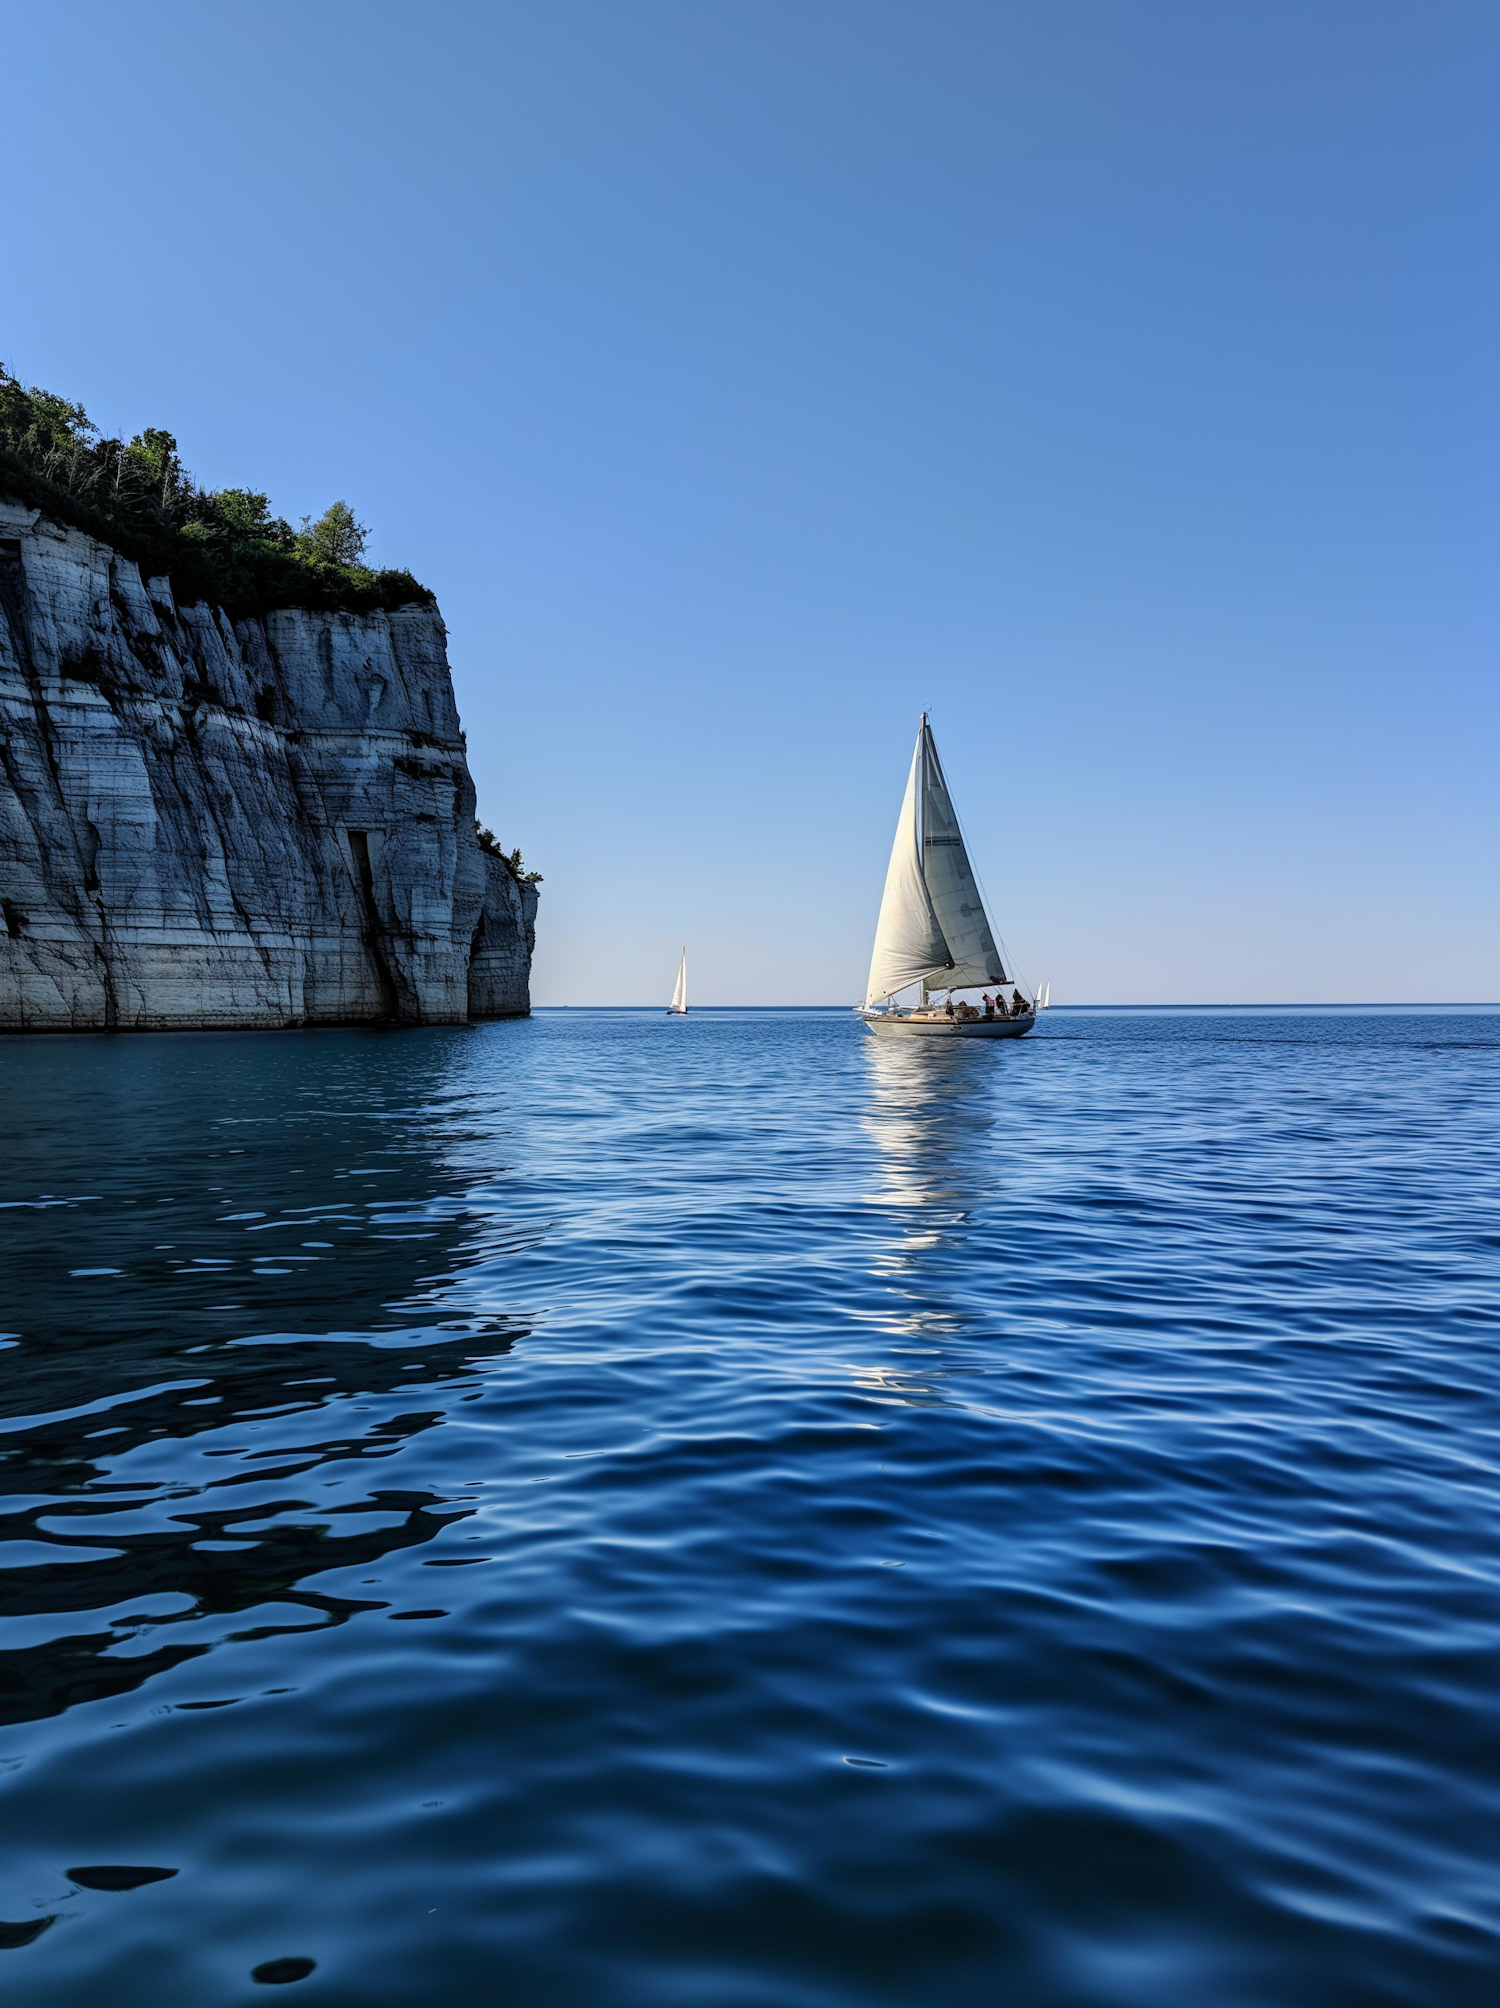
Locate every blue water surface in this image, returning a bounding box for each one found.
[0,1007,1497,2005]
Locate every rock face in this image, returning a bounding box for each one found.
[0,501,536,1031]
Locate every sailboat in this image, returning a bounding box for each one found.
[667,949,688,1015]
[858,715,1036,1039]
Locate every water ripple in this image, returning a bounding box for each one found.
[0,1009,1497,2004]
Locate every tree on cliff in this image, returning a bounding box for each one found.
[214,488,277,536]
[0,362,428,616]
[299,501,368,569]
[476,822,543,883]
[123,428,189,518]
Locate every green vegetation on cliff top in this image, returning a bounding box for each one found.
[0,365,432,617]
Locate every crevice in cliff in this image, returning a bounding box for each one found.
[81,818,102,893]
[94,923,120,1029]
[0,537,110,948]
[347,830,399,1022]
[465,916,487,1022]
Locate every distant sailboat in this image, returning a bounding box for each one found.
[858,715,1036,1039]
[668,949,688,1015]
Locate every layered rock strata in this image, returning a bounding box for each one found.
[0,501,535,1030]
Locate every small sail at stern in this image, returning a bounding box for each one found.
[668,949,687,1014]
[864,716,1007,1007]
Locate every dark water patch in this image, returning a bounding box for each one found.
[0,1915,54,1948]
[252,1955,316,1983]
[66,1865,177,1890]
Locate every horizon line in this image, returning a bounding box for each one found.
[531,1001,1500,1012]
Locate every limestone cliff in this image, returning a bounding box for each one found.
[0,501,535,1031]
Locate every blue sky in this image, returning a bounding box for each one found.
[6,1,1497,1003]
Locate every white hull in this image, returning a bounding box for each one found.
[860,1011,1035,1040]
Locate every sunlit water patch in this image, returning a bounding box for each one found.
[1,1009,1497,2005]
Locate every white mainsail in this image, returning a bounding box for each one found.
[669,949,687,1013]
[864,731,951,1006]
[863,716,1008,1007]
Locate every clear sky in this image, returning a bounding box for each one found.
[6,1,1497,1003]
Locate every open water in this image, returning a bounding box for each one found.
[0,1007,1497,2006]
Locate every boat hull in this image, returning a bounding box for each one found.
[859,1012,1035,1039]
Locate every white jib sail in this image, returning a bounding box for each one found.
[919,723,1008,991]
[864,726,952,1006]
[670,950,687,1011]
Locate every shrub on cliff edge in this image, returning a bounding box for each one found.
[0,365,432,618]
[476,823,543,884]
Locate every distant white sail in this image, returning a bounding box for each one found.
[864,716,1008,1007]
[669,949,687,1013]
[864,731,951,1006]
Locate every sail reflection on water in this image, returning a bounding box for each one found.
[847,1036,1006,1396]
[860,1034,997,1230]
